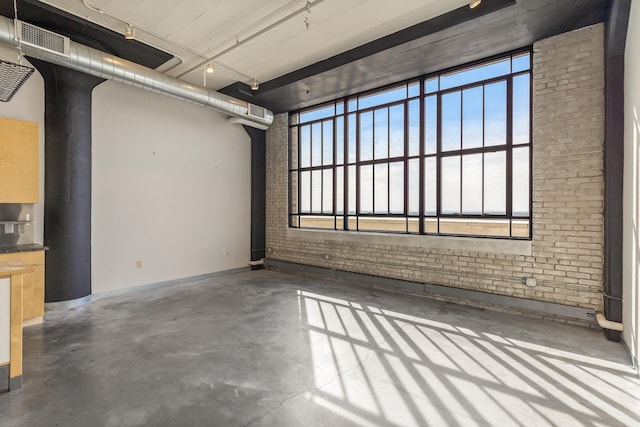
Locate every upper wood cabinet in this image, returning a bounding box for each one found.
[0,117,39,203]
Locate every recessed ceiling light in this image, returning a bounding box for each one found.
[469,0,482,9]
[206,63,215,74]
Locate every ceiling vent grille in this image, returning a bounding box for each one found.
[247,103,266,120]
[17,21,70,57]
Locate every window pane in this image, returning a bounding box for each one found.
[425,157,437,215]
[322,121,333,165]
[409,159,419,215]
[360,111,373,161]
[389,162,404,214]
[336,117,344,165]
[312,170,322,213]
[408,81,420,97]
[312,122,322,166]
[348,114,357,163]
[425,96,437,154]
[336,102,344,115]
[484,81,507,147]
[374,108,389,159]
[462,154,482,214]
[409,99,420,156]
[389,104,404,158]
[442,156,461,214]
[300,125,311,167]
[374,163,388,213]
[513,147,530,216]
[359,85,407,109]
[512,52,531,73]
[512,219,530,237]
[440,58,510,90]
[300,103,335,123]
[360,165,373,214]
[463,86,483,149]
[442,91,461,152]
[513,74,530,145]
[290,172,298,214]
[301,171,310,213]
[323,169,333,213]
[484,151,506,214]
[336,167,344,214]
[348,165,356,215]
[348,98,357,112]
[425,77,438,94]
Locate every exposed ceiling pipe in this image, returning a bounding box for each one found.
[0,15,273,130]
[177,0,328,79]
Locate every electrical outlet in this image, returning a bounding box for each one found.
[324,254,331,260]
[525,277,536,287]
[137,260,143,269]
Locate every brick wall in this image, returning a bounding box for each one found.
[265,24,605,315]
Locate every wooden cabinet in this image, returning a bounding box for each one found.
[0,117,39,203]
[0,251,44,323]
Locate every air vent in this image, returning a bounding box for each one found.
[247,103,266,120]
[17,21,70,57]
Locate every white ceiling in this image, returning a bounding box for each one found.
[37,0,470,90]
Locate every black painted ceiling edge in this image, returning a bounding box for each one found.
[220,0,515,107]
[0,0,172,69]
[221,0,609,113]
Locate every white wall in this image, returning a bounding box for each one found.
[91,81,252,294]
[623,0,640,369]
[0,45,44,244]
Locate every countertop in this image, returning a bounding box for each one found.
[0,244,47,254]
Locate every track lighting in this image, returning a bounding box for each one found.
[206,63,215,74]
[469,0,482,8]
[124,24,135,40]
[251,80,259,91]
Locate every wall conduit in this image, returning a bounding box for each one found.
[0,15,273,129]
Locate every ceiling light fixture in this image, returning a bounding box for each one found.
[251,80,259,91]
[206,63,214,74]
[469,0,482,8]
[124,24,135,40]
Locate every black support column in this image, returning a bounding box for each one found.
[29,59,104,303]
[603,0,631,341]
[243,126,266,269]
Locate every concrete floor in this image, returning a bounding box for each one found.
[1,269,639,427]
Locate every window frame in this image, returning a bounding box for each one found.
[288,48,533,240]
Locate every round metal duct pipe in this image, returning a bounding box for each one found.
[0,15,273,129]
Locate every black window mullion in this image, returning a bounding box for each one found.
[333,117,337,230]
[436,88,442,234]
[459,90,463,215]
[419,79,425,234]
[356,112,361,231]
[343,102,349,230]
[506,76,514,236]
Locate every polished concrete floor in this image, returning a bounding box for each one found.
[1,269,639,427]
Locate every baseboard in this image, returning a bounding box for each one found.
[266,259,596,324]
[92,267,250,302]
[22,316,43,327]
[622,337,639,378]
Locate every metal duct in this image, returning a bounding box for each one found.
[0,16,273,129]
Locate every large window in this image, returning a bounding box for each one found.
[289,51,532,238]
